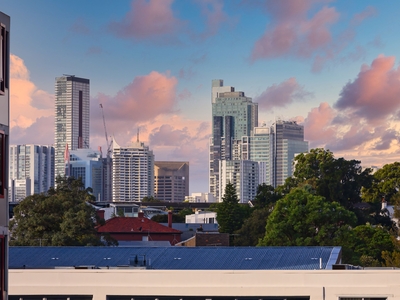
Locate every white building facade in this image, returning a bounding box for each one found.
[112,139,154,202]
[54,75,90,177]
[219,160,262,203]
[8,144,55,202]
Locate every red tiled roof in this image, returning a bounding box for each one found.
[97,217,182,234]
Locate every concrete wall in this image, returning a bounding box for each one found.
[9,269,400,300]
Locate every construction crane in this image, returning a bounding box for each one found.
[99,104,112,157]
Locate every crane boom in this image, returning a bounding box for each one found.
[99,104,112,156]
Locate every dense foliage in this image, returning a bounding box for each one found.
[221,149,400,266]
[10,176,107,246]
[215,182,251,244]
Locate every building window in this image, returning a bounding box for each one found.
[0,23,7,95]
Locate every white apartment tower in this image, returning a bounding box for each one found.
[9,145,55,202]
[112,139,154,202]
[54,75,90,177]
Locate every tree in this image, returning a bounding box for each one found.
[251,184,282,209]
[216,182,251,240]
[362,162,400,204]
[234,205,273,246]
[292,149,372,208]
[342,224,395,266]
[258,188,357,246]
[10,176,105,246]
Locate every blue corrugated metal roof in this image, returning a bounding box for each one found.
[9,246,341,270]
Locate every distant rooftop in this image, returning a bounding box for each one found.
[9,246,341,270]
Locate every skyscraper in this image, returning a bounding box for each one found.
[154,161,189,202]
[112,139,154,202]
[242,120,308,188]
[54,75,90,177]
[272,120,308,187]
[9,144,55,202]
[209,79,258,200]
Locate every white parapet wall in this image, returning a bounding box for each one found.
[9,269,400,300]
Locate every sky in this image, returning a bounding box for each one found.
[3,0,400,193]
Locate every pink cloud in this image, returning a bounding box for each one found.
[11,116,54,145]
[351,6,377,26]
[250,2,378,71]
[334,55,400,122]
[251,2,339,60]
[302,102,336,148]
[196,0,230,39]
[109,0,186,40]
[94,71,178,124]
[255,78,312,111]
[10,54,53,130]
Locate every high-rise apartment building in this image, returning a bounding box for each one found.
[219,160,263,203]
[272,120,308,187]
[9,145,55,202]
[112,139,154,202]
[0,11,10,300]
[242,121,308,188]
[209,79,258,200]
[54,75,90,177]
[154,161,189,202]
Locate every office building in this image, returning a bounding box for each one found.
[219,160,262,203]
[112,139,154,202]
[272,120,308,187]
[68,149,104,202]
[242,121,308,188]
[154,161,189,202]
[209,79,258,200]
[0,11,10,300]
[54,75,90,177]
[8,145,55,202]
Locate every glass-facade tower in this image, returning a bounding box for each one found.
[209,79,258,201]
[54,76,90,177]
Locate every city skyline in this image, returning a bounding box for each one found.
[4,1,400,192]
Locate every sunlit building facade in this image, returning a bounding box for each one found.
[112,139,154,202]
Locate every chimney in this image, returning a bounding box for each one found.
[168,210,172,228]
[138,212,144,218]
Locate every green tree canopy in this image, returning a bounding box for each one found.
[342,224,396,266]
[234,205,273,246]
[258,188,357,246]
[216,182,251,238]
[362,162,400,204]
[10,176,106,246]
[292,148,372,208]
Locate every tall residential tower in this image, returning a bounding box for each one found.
[54,75,90,177]
[209,79,258,200]
[112,139,154,202]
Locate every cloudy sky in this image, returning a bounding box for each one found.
[3,0,400,192]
